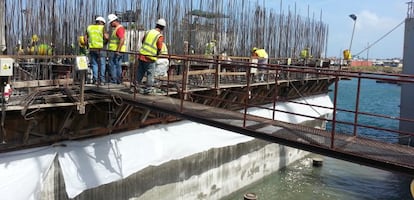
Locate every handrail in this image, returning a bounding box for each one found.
[5,53,414,149]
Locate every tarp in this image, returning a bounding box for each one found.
[0,94,332,200]
[0,147,56,200]
[247,94,333,124]
[57,121,253,198]
[0,122,253,199]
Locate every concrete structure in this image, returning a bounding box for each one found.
[400,1,414,145]
[0,0,5,53]
[0,95,333,200]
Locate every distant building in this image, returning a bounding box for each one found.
[373,60,384,66]
[374,58,402,67]
[350,60,372,67]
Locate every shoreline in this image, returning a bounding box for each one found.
[349,66,402,74]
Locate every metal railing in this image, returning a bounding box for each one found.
[2,52,414,173]
[3,52,414,149]
[152,54,414,148]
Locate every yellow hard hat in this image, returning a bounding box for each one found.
[252,47,258,52]
[31,34,39,43]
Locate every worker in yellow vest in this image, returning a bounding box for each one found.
[251,47,268,82]
[26,34,53,56]
[26,34,39,55]
[134,18,166,94]
[37,43,53,56]
[252,47,268,64]
[107,14,126,84]
[78,35,88,56]
[85,16,108,85]
[300,47,309,59]
[204,39,217,55]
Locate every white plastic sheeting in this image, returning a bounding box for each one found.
[248,94,333,123]
[0,94,332,200]
[0,122,253,200]
[0,147,56,200]
[58,121,253,198]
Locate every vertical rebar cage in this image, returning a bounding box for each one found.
[1,0,328,58]
[407,0,414,19]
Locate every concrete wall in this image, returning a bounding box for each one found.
[0,0,5,52]
[40,119,325,200]
[41,140,308,200]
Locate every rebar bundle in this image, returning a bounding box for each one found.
[2,0,328,58]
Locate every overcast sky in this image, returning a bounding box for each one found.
[264,0,408,59]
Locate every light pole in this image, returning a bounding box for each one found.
[348,14,357,52]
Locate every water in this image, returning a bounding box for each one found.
[331,77,402,142]
[224,156,412,200]
[224,78,414,200]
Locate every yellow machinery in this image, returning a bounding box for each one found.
[343,49,352,60]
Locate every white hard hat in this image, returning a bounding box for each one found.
[156,18,166,27]
[95,16,106,24]
[108,14,118,23]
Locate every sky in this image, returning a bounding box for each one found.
[264,0,408,59]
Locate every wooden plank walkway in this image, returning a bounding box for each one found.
[92,85,414,175]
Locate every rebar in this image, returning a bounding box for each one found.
[2,0,328,58]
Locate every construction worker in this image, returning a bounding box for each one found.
[85,16,108,85]
[16,40,24,55]
[220,48,231,63]
[26,34,53,56]
[204,39,217,55]
[135,18,166,94]
[78,35,88,56]
[26,34,39,55]
[107,14,126,84]
[37,43,53,56]
[300,47,309,59]
[251,47,268,82]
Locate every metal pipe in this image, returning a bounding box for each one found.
[243,64,251,128]
[330,76,339,148]
[272,69,279,121]
[180,57,189,113]
[353,73,361,136]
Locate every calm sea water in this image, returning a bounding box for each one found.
[332,77,402,142]
[224,78,414,200]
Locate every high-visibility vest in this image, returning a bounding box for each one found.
[160,43,168,55]
[256,49,268,58]
[108,25,126,52]
[300,49,309,58]
[38,44,52,55]
[139,29,162,61]
[204,42,216,55]
[87,24,104,49]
